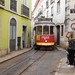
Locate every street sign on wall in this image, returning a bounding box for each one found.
[70,23,75,30]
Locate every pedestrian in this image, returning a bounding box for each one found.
[66,32,75,67]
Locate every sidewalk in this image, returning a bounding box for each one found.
[55,58,75,75]
[0,48,32,63]
[55,47,75,75]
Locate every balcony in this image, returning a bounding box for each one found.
[50,0,55,4]
[10,0,17,12]
[0,0,4,6]
[21,4,29,17]
[34,11,42,20]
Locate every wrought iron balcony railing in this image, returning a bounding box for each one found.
[0,0,4,6]
[21,4,29,17]
[34,11,42,20]
[50,0,55,4]
[10,0,17,12]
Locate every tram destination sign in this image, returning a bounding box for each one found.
[38,18,52,22]
[71,23,75,30]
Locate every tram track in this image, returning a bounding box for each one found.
[0,50,47,75]
[19,50,47,75]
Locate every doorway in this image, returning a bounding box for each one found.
[22,25,26,48]
[56,25,60,45]
[10,18,16,52]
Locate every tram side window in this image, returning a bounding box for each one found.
[50,26,54,34]
[37,26,42,35]
[43,26,49,34]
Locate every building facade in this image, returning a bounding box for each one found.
[32,0,66,48]
[0,0,32,57]
[65,0,75,34]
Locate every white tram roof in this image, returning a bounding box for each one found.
[34,18,55,26]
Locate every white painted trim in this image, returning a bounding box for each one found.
[8,16,18,52]
[9,0,18,12]
[22,24,27,48]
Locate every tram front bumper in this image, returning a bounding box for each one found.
[36,42,54,46]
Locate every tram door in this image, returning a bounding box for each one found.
[10,18,16,52]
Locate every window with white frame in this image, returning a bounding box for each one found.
[21,0,29,17]
[41,5,43,12]
[0,0,5,6]
[65,0,67,4]
[57,0,60,13]
[23,0,27,6]
[10,0,17,12]
[46,0,49,8]
[74,4,75,8]
[51,6,53,16]
[46,10,49,18]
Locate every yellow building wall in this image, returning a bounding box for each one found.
[0,10,31,50]
[0,0,32,50]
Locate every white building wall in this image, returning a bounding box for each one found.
[53,0,65,23]
[32,0,66,48]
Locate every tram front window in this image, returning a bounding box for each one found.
[50,26,54,34]
[43,26,49,34]
[36,26,42,35]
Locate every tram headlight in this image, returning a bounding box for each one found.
[45,40,47,42]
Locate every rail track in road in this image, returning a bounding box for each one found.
[0,50,47,75]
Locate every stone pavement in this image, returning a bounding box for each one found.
[55,47,75,75]
[55,58,75,75]
[0,48,32,63]
[0,46,75,75]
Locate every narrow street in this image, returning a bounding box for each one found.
[0,49,66,75]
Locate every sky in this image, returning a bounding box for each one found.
[32,0,36,11]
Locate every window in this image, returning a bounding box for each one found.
[70,9,75,13]
[41,5,43,12]
[10,18,16,39]
[46,0,49,8]
[0,0,5,6]
[10,0,17,12]
[51,6,53,16]
[21,4,29,17]
[23,0,27,6]
[50,26,54,34]
[43,26,49,34]
[47,10,49,18]
[36,26,42,35]
[57,0,60,13]
[65,0,67,4]
[74,4,75,8]
[61,25,63,36]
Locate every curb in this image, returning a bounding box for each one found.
[0,48,32,63]
[54,58,64,75]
